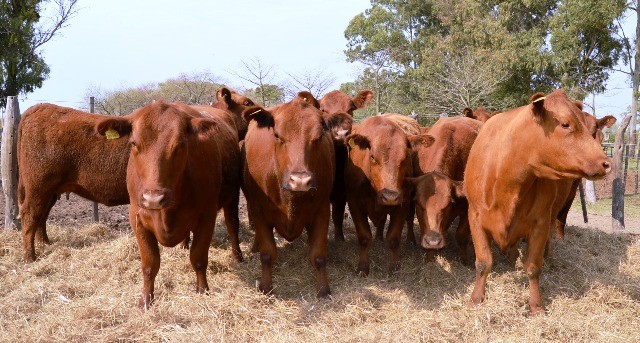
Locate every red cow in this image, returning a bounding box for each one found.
[17,87,251,263]
[94,101,240,308]
[406,116,481,264]
[463,107,498,122]
[345,115,414,275]
[464,90,611,314]
[242,93,335,297]
[554,113,616,239]
[319,89,373,241]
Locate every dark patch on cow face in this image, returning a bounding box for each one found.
[323,112,353,143]
[243,106,275,128]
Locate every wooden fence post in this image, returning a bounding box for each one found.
[90,96,99,222]
[578,181,588,223]
[1,96,21,230]
[612,114,633,231]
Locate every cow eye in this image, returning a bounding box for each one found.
[370,154,376,164]
[561,122,570,130]
[244,100,253,106]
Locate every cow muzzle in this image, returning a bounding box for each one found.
[284,171,314,192]
[141,190,170,210]
[421,230,445,249]
[584,158,612,180]
[378,188,401,205]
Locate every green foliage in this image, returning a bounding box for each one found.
[344,0,627,115]
[0,0,49,109]
[243,84,285,107]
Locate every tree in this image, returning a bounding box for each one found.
[157,72,223,105]
[285,69,336,99]
[243,84,285,107]
[229,57,280,106]
[0,0,79,109]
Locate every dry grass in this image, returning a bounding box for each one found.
[1,216,640,342]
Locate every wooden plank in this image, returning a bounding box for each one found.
[1,96,21,230]
[90,96,99,222]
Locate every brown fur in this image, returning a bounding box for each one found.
[463,107,498,122]
[407,117,481,264]
[345,116,413,276]
[380,113,421,136]
[242,93,335,298]
[17,88,252,262]
[464,89,611,315]
[95,101,241,309]
[319,89,374,241]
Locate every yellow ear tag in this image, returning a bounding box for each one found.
[105,128,120,140]
[348,137,355,148]
[532,96,546,103]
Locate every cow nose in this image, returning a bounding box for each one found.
[288,171,313,192]
[421,231,444,249]
[141,191,166,210]
[380,188,400,205]
[603,160,611,173]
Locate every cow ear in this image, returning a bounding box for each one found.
[452,181,465,200]
[530,92,546,117]
[345,133,370,150]
[216,87,233,107]
[409,134,435,150]
[242,106,274,128]
[297,91,320,108]
[573,101,583,111]
[353,90,374,109]
[463,107,474,119]
[189,117,218,136]
[597,115,616,129]
[95,117,132,139]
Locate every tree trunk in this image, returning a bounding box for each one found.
[1,96,21,231]
[612,114,633,231]
[584,179,597,203]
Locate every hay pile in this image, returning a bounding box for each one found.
[1,217,639,342]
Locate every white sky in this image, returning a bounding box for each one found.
[13,0,638,121]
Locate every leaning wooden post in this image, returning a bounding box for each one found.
[90,96,99,222]
[612,113,633,231]
[578,181,588,223]
[1,96,21,231]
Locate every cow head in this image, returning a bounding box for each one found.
[322,111,353,143]
[319,89,373,116]
[463,107,496,122]
[406,171,465,250]
[347,116,415,206]
[212,87,255,140]
[96,101,217,210]
[528,90,611,180]
[243,92,330,193]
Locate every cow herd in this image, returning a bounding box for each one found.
[15,87,614,315]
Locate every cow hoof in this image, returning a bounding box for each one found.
[232,251,244,264]
[138,295,154,310]
[357,263,370,277]
[258,283,273,295]
[317,287,332,298]
[529,305,546,316]
[195,286,210,294]
[23,253,36,264]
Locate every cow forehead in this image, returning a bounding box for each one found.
[133,105,189,142]
[274,104,324,136]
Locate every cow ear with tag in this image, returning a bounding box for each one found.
[216,87,233,107]
[242,106,274,128]
[296,91,320,109]
[530,92,546,117]
[95,118,132,139]
[596,115,616,130]
[345,133,370,150]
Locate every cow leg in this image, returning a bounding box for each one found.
[223,189,243,263]
[386,209,405,275]
[255,222,277,295]
[189,217,216,294]
[523,224,550,315]
[350,204,372,276]
[455,214,473,267]
[308,203,331,298]
[134,225,161,310]
[468,213,493,307]
[21,194,53,262]
[405,199,416,245]
[35,195,57,245]
[332,198,347,241]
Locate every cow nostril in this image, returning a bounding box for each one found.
[603,161,611,169]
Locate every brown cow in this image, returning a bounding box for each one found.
[17,87,251,263]
[406,116,481,264]
[554,113,616,239]
[345,115,415,276]
[242,93,334,297]
[94,101,240,309]
[463,107,498,122]
[319,89,374,241]
[464,90,611,314]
